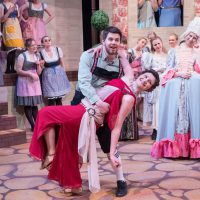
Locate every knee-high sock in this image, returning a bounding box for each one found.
[6,50,16,72]
[108,153,125,181]
[48,99,56,106]
[24,106,34,130]
[32,106,38,122]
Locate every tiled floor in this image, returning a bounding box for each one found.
[0,129,200,200]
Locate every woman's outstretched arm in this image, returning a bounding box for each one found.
[110,94,135,168]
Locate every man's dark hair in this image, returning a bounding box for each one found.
[102,26,122,42]
[139,69,160,92]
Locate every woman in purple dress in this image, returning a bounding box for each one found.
[16,38,43,131]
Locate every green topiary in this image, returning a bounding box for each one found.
[91,10,109,31]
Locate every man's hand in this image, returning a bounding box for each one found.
[95,99,110,114]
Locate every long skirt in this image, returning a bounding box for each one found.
[29,104,85,188]
[159,7,181,27]
[151,73,200,158]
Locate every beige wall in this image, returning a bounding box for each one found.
[99,0,113,26]
[45,0,83,71]
[4,0,83,129]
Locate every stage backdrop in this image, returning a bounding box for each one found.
[101,0,196,50]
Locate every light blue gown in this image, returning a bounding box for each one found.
[151,47,200,158]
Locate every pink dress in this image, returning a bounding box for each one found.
[23,2,47,45]
[16,51,42,106]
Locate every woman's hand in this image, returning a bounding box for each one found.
[39,60,45,68]
[118,49,127,59]
[29,72,39,81]
[110,154,121,168]
[92,44,103,58]
[176,71,192,79]
[8,5,15,14]
[156,67,166,73]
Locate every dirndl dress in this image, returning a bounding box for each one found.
[23,2,47,45]
[16,52,43,106]
[40,47,71,98]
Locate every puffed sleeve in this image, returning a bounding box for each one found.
[141,52,152,70]
[57,47,63,58]
[166,48,177,69]
[43,3,48,9]
[16,53,25,70]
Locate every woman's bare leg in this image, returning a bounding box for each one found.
[110,94,135,167]
[44,127,56,155]
[41,127,56,169]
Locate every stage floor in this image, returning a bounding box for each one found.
[0,128,200,200]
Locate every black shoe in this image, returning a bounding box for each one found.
[116,180,127,197]
[151,129,157,140]
[5,70,11,74]
[10,69,16,73]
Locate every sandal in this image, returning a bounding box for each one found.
[40,154,54,170]
[63,187,83,195]
[71,187,83,195]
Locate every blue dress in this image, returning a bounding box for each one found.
[151,47,200,159]
[159,0,182,27]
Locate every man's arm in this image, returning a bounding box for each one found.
[78,51,100,104]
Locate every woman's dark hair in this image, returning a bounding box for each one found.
[102,26,122,42]
[41,35,49,43]
[139,69,160,92]
[25,38,35,48]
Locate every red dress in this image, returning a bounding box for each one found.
[29,79,135,189]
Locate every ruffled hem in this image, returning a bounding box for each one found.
[190,139,200,158]
[151,133,200,158]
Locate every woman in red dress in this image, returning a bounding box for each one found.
[29,69,159,193]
